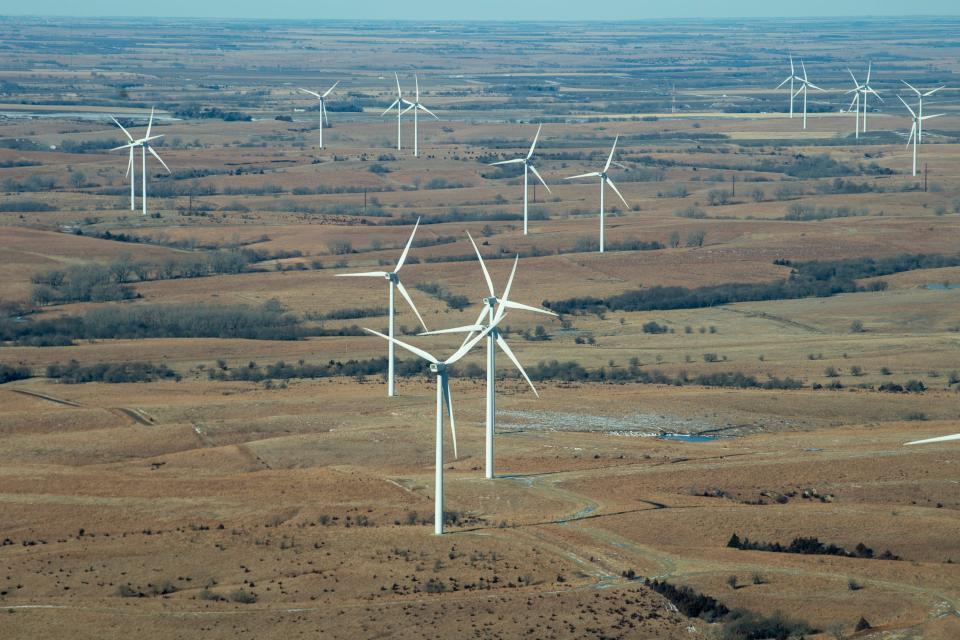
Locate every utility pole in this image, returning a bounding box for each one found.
[731,174,736,198]
[924,163,928,193]
[364,189,367,212]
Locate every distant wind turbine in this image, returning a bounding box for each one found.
[899,95,943,177]
[420,232,555,479]
[856,63,883,133]
[298,82,339,149]
[565,136,630,253]
[110,107,170,216]
[845,68,864,139]
[793,59,825,130]
[901,80,946,144]
[336,219,428,396]
[489,124,551,235]
[402,74,440,158]
[382,73,414,151]
[775,54,799,119]
[364,318,502,535]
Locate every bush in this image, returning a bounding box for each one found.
[46,360,179,384]
[642,321,669,334]
[0,364,32,384]
[721,608,812,640]
[229,589,257,604]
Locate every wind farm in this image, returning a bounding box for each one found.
[0,13,958,640]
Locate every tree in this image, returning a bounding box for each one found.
[849,319,865,333]
[668,230,680,248]
[69,170,86,189]
[686,229,706,247]
[750,188,765,202]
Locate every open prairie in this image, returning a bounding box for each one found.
[0,15,959,640]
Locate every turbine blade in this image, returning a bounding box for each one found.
[415,74,420,102]
[495,334,538,397]
[907,122,916,148]
[381,99,400,117]
[921,113,944,120]
[866,62,872,84]
[869,88,884,102]
[145,106,155,139]
[395,279,428,332]
[526,123,542,160]
[335,271,389,277]
[905,433,960,445]
[501,299,557,317]
[125,149,133,178]
[418,103,440,120]
[111,116,135,141]
[846,68,858,86]
[898,95,916,118]
[467,231,496,297]
[322,100,329,127]
[528,165,551,193]
[565,172,601,180]
[363,328,438,364]
[445,317,502,365]
[395,217,421,271]
[489,158,525,166]
[807,83,825,92]
[800,59,807,82]
[458,305,491,350]
[775,76,791,89]
[603,135,619,173]
[419,324,486,336]
[148,146,170,173]
[901,80,920,96]
[111,142,137,151]
[923,85,946,96]
[606,177,629,208]
[322,80,339,98]
[442,375,457,460]
[500,255,519,305]
[789,54,794,74]
[400,103,415,116]
[395,72,402,97]
[848,94,859,112]
[299,88,323,99]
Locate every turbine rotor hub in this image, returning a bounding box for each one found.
[430,363,445,374]
[387,272,399,283]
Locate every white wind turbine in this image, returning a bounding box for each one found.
[110,107,170,216]
[899,95,943,177]
[906,433,960,445]
[488,124,551,235]
[793,59,824,130]
[336,219,428,396]
[402,74,440,158]
[565,136,630,253]
[298,82,339,149]
[364,317,503,535]
[845,68,864,139]
[901,80,946,144]
[857,63,883,133]
[382,73,414,151]
[110,116,140,211]
[421,232,555,479]
[775,54,800,119]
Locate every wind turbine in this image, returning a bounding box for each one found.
[565,136,630,253]
[901,80,946,143]
[793,59,824,130]
[421,232,555,479]
[110,107,170,216]
[298,82,339,149]
[775,54,799,119]
[845,68,864,139]
[857,63,883,133]
[402,74,440,158]
[336,219,428,396]
[110,116,139,210]
[382,73,414,151]
[906,433,960,445]
[899,95,943,177]
[364,318,502,535]
[489,124,551,235]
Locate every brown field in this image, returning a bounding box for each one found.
[1,15,959,640]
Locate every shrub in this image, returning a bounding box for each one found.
[229,589,257,604]
[642,321,669,334]
[0,364,32,384]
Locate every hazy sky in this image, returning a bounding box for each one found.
[3,0,958,20]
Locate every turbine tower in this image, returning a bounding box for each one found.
[110,107,170,216]
[775,54,799,119]
[421,232,555,479]
[382,73,414,151]
[364,318,502,535]
[488,124,551,235]
[336,219,428,397]
[899,95,943,177]
[845,68,864,139]
[298,82,339,149]
[565,136,630,253]
[902,80,946,143]
[793,59,824,130]
[403,75,440,158]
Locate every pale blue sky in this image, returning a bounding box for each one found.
[2,0,957,20]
